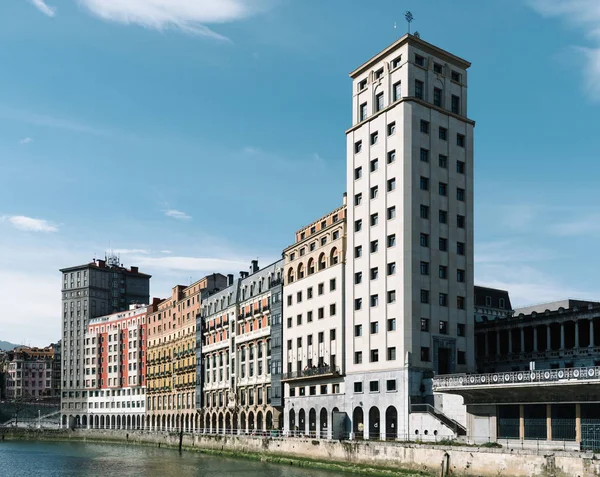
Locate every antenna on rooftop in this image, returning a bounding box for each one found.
[405,11,414,34]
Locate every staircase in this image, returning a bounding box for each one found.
[410,403,467,436]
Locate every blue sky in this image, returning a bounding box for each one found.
[2,0,600,346]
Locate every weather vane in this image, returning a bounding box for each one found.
[405,11,414,34]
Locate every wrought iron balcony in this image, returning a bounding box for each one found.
[282,365,340,382]
[433,366,600,391]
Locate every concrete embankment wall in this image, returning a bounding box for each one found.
[3,429,600,477]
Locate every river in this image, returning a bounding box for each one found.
[0,440,349,477]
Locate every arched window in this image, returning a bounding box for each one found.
[297,263,305,279]
[287,267,295,284]
[307,258,315,275]
[318,253,326,271]
[330,247,339,265]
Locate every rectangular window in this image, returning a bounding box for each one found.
[387,122,396,135]
[439,182,447,196]
[387,262,396,275]
[439,210,448,224]
[387,234,396,247]
[439,265,447,279]
[318,283,324,295]
[439,155,448,168]
[457,269,465,282]
[359,102,367,121]
[387,150,396,164]
[370,185,378,199]
[457,134,465,147]
[354,246,362,258]
[439,320,448,334]
[420,120,429,134]
[388,318,396,331]
[354,219,362,232]
[420,233,429,247]
[393,81,402,101]
[387,290,396,304]
[354,166,362,180]
[420,176,429,190]
[420,261,429,275]
[439,294,448,307]
[415,80,424,99]
[375,68,383,79]
[370,132,378,145]
[457,161,465,174]
[354,193,362,206]
[420,289,429,304]
[433,87,442,107]
[354,352,362,365]
[420,205,429,219]
[355,324,363,337]
[386,379,397,391]
[415,54,425,66]
[370,294,379,307]
[330,329,336,340]
[354,298,362,310]
[370,240,379,254]
[457,323,465,337]
[297,314,302,325]
[370,321,379,334]
[387,347,396,361]
[457,214,465,228]
[457,296,466,309]
[318,307,324,319]
[370,158,378,172]
[433,63,443,74]
[439,237,448,251]
[369,380,379,392]
[457,242,465,255]
[387,178,396,192]
[457,188,465,201]
[354,381,363,392]
[297,291,302,303]
[420,318,430,332]
[370,349,379,362]
[358,79,367,91]
[376,92,384,112]
[451,95,460,114]
[307,310,313,322]
[458,350,466,365]
[308,287,313,299]
[439,127,447,140]
[370,213,378,227]
[330,303,337,315]
[451,70,461,82]
[387,206,396,220]
[421,347,430,362]
[330,278,336,291]
[370,267,378,280]
[355,141,363,154]
[355,272,362,284]
[420,148,429,163]
[392,56,401,69]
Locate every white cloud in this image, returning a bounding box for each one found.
[113,248,150,254]
[1,215,58,232]
[20,137,33,144]
[164,209,191,220]
[160,250,173,254]
[528,0,600,100]
[549,213,600,236]
[134,255,250,272]
[30,0,56,17]
[78,0,276,41]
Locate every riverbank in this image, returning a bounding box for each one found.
[2,428,599,477]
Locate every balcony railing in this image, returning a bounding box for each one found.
[282,365,340,381]
[433,366,600,390]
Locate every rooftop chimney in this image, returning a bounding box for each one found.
[251,260,259,274]
[240,271,249,279]
[130,266,138,273]
[342,192,347,206]
[227,274,234,286]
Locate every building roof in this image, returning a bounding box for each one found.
[515,299,600,316]
[474,286,512,311]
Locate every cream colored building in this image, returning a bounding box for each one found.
[344,33,475,440]
[281,199,347,437]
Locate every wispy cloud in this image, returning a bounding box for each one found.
[1,215,58,233]
[160,250,173,254]
[133,255,251,273]
[78,0,278,41]
[20,137,33,144]
[164,209,191,220]
[30,0,56,17]
[0,106,110,136]
[113,248,150,254]
[549,213,600,236]
[528,0,600,100]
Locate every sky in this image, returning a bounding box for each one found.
[1,0,600,346]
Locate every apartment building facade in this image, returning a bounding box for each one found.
[344,33,475,440]
[146,274,227,432]
[5,345,58,399]
[198,260,285,433]
[83,303,155,430]
[282,200,347,437]
[59,256,150,426]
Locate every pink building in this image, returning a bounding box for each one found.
[6,346,57,399]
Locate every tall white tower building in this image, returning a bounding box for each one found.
[344,34,474,440]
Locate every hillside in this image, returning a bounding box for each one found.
[0,340,21,351]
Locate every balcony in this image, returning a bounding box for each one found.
[282,365,341,382]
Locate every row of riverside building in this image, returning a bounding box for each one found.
[60,32,475,439]
[59,33,600,450]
